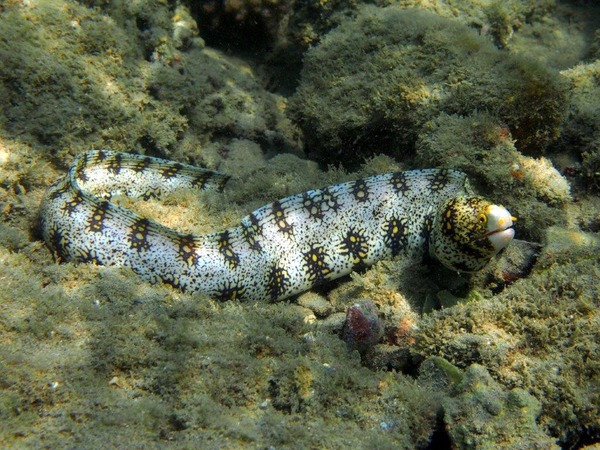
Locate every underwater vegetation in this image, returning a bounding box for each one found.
[0,0,599,448]
[290,5,566,166]
[0,0,297,163]
[442,364,557,448]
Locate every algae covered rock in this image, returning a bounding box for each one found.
[559,60,600,192]
[443,364,558,448]
[0,1,297,162]
[413,225,600,446]
[416,112,572,241]
[0,1,597,448]
[417,112,571,205]
[418,358,558,447]
[290,5,565,165]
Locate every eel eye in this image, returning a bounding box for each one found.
[478,213,487,224]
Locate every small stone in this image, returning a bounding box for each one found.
[297,292,333,318]
[259,400,270,409]
[316,312,346,334]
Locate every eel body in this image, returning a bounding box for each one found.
[40,151,515,301]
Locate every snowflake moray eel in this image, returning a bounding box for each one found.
[40,150,515,302]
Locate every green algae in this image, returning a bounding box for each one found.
[0,0,599,448]
[443,364,558,448]
[421,356,465,387]
[416,112,572,241]
[559,60,600,193]
[413,226,600,444]
[0,242,442,447]
[0,0,296,162]
[290,5,566,166]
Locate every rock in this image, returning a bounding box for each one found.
[443,365,558,449]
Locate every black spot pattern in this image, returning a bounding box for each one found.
[429,170,450,193]
[160,272,182,290]
[160,163,183,179]
[107,153,123,175]
[267,265,290,301]
[191,172,211,189]
[141,191,160,201]
[77,249,101,265]
[339,228,369,267]
[218,231,240,269]
[87,201,110,233]
[47,226,67,260]
[441,199,458,235]
[132,157,153,173]
[320,188,340,213]
[50,182,71,200]
[390,173,409,194]
[383,217,409,256]
[177,234,199,266]
[217,282,246,301]
[351,179,370,202]
[74,166,89,185]
[303,246,332,283]
[129,218,151,252]
[272,201,293,236]
[302,192,324,220]
[242,214,263,252]
[61,191,84,216]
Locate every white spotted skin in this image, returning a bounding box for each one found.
[40,150,514,302]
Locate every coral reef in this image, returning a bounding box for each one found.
[559,60,600,193]
[207,0,585,96]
